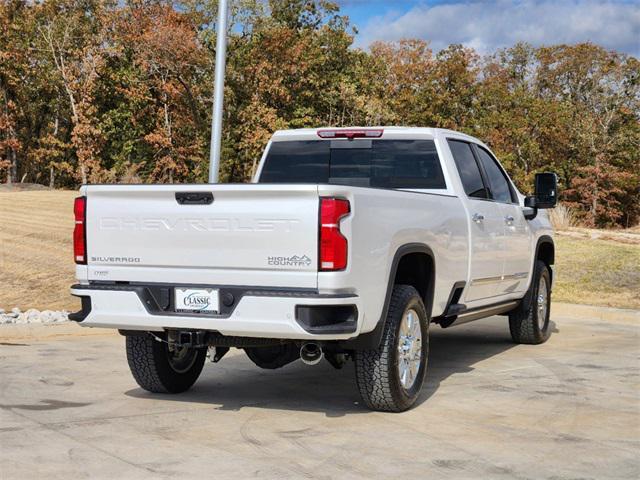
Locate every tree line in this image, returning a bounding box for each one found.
[1,0,638,227]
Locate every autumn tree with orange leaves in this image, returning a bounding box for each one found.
[1,0,638,227]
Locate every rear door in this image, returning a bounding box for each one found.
[448,140,505,302]
[84,184,320,288]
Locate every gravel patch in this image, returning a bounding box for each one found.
[0,308,68,324]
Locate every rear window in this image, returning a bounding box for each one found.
[259,140,446,189]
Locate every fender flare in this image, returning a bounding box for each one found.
[340,243,435,350]
[533,234,555,284]
[536,235,555,261]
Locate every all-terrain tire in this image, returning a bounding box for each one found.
[509,260,552,345]
[126,334,207,393]
[354,285,429,412]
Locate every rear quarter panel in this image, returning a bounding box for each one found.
[317,185,469,334]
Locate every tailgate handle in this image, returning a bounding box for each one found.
[175,192,214,205]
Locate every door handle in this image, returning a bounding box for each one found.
[472,213,484,223]
[504,215,515,224]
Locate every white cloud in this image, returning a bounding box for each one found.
[354,0,640,56]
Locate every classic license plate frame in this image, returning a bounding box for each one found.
[174,288,219,314]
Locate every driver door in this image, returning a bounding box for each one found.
[473,145,531,295]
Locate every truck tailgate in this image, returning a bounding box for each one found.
[82,184,319,288]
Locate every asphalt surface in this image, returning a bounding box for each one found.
[1,308,638,479]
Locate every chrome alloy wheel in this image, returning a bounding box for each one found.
[397,308,422,390]
[537,276,549,329]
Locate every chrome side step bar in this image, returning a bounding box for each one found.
[439,300,519,328]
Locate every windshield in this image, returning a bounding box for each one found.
[258,139,446,189]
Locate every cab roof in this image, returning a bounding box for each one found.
[270,127,479,144]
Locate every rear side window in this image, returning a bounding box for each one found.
[447,140,488,199]
[474,146,515,203]
[259,140,446,189]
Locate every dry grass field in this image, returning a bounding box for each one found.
[0,189,79,311]
[554,235,640,309]
[1,189,639,311]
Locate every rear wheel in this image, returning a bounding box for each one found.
[509,260,552,344]
[354,285,429,412]
[126,334,207,393]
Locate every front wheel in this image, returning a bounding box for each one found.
[509,260,552,344]
[126,334,207,393]
[354,285,429,412]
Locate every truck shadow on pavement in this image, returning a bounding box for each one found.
[125,319,556,417]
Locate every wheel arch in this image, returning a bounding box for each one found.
[535,235,555,284]
[341,243,435,350]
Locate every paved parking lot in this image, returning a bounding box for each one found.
[1,306,638,479]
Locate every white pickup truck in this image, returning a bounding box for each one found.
[70,127,557,412]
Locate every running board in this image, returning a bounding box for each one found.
[438,300,519,328]
[445,303,467,316]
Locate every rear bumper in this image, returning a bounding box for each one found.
[70,283,361,340]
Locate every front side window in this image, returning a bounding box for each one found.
[475,146,515,203]
[447,140,488,199]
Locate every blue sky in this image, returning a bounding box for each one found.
[336,0,640,56]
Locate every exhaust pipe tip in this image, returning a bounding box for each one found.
[300,343,323,366]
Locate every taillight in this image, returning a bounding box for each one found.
[317,129,383,139]
[319,198,350,271]
[74,196,87,264]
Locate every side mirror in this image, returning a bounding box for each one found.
[524,172,558,220]
[533,172,558,209]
